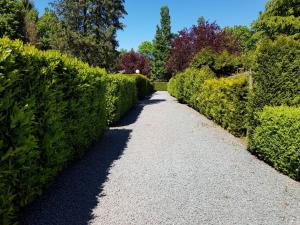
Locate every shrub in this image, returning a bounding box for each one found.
[197,75,249,136]
[168,66,216,107]
[252,106,300,180]
[0,37,152,224]
[248,35,300,148]
[154,82,168,91]
[190,48,243,76]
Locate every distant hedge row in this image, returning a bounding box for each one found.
[168,67,248,136]
[168,35,299,180]
[0,38,152,224]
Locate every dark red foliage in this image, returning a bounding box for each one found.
[167,21,240,73]
[119,50,151,75]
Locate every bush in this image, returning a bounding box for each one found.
[0,37,152,224]
[190,48,243,76]
[106,74,153,124]
[154,82,168,91]
[248,35,300,148]
[168,66,216,107]
[197,75,249,136]
[252,106,300,180]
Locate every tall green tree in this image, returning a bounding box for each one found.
[51,0,127,71]
[152,6,172,81]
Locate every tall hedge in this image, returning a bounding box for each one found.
[252,106,300,180]
[197,75,249,136]
[248,35,300,148]
[0,38,152,224]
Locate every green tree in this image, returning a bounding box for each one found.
[37,8,63,50]
[224,26,256,52]
[138,41,154,60]
[0,0,24,40]
[51,0,127,71]
[252,0,300,39]
[152,6,172,81]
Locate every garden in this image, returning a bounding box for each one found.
[0,0,299,224]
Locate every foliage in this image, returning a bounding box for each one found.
[0,37,152,224]
[197,75,249,136]
[168,66,216,107]
[0,0,24,40]
[223,25,256,52]
[252,106,300,180]
[190,48,243,76]
[248,35,300,148]
[154,82,168,91]
[51,0,127,71]
[152,6,172,81]
[37,8,63,50]
[118,50,151,76]
[166,19,240,74]
[252,0,300,39]
[138,41,154,60]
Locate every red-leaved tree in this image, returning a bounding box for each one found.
[166,21,240,73]
[119,50,151,75]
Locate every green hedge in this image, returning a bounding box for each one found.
[248,35,300,148]
[252,106,300,180]
[168,66,216,108]
[154,82,168,91]
[197,75,249,136]
[0,37,152,224]
[168,66,248,136]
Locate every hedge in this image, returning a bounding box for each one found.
[168,66,216,108]
[252,106,300,180]
[0,37,152,224]
[168,66,248,136]
[197,75,249,136]
[248,35,300,149]
[154,82,168,91]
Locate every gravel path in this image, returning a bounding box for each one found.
[22,91,300,225]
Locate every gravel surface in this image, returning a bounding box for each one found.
[22,91,300,225]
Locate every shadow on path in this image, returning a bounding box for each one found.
[20,93,165,225]
[113,96,165,127]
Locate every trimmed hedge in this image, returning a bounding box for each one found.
[248,35,300,148]
[168,66,216,108]
[168,67,248,136]
[0,38,152,224]
[154,82,168,91]
[252,106,300,180]
[197,75,249,136]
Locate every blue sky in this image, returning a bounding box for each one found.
[34,0,268,50]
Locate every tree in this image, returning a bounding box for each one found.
[0,0,24,40]
[37,8,64,50]
[138,41,154,60]
[152,6,172,81]
[166,19,240,74]
[252,0,300,39]
[223,26,256,52]
[51,0,127,71]
[119,50,151,75]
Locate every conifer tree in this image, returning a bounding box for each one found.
[152,6,172,80]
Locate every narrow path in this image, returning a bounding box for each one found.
[22,91,300,225]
